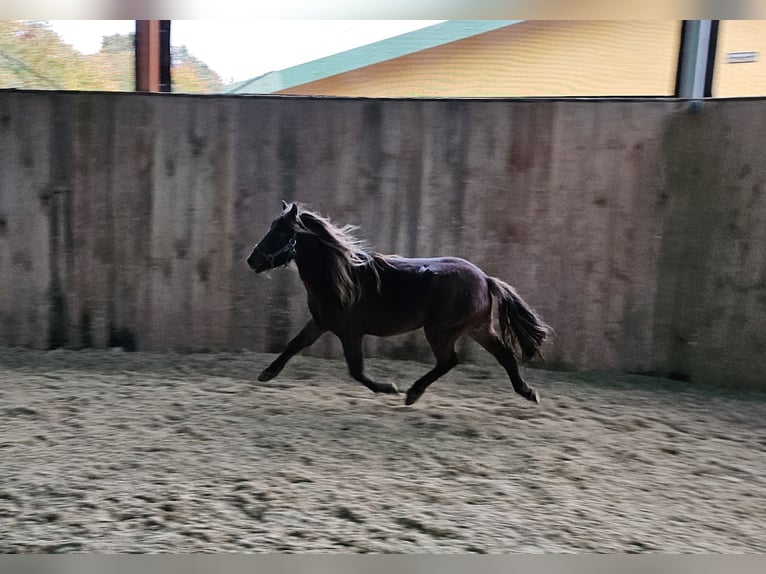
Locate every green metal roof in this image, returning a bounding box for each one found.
[226,20,522,94]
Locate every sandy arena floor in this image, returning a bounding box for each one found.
[0,348,764,553]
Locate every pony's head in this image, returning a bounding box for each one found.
[246,201,300,273]
[246,201,383,308]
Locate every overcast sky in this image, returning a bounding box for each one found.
[48,20,444,84]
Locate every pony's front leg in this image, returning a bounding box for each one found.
[340,336,399,394]
[258,320,326,382]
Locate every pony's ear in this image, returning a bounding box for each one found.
[286,202,298,221]
[281,200,289,212]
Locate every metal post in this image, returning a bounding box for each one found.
[159,20,172,93]
[135,20,171,93]
[675,20,719,100]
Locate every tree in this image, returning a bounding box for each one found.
[89,33,136,91]
[0,22,224,93]
[171,45,224,93]
[101,33,134,54]
[0,20,90,89]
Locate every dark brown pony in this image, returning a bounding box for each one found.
[247,202,550,406]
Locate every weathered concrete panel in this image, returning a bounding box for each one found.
[1,90,764,390]
[0,93,53,349]
[654,100,766,388]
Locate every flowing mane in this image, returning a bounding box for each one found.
[295,208,386,308]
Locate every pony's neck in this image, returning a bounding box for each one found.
[293,231,371,310]
[294,233,342,299]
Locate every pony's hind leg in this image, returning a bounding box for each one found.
[471,328,540,403]
[258,320,326,382]
[404,330,459,406]
[341,336,400,395]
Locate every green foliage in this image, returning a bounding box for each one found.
[0,21,223,93]
[101,33,134,54]
[171,45,224,93]
[0,21,85,89]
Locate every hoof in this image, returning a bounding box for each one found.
[404,389,422,406]
[375,382,400,395]
[258,369,277,382]
[528,389,540,404]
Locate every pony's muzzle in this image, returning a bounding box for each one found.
[246,251,267,273]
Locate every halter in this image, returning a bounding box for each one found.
[255,232,297,269]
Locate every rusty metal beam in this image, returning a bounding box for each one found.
[135,20,171,92]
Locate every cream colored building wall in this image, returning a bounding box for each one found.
[280,21,682,97]
[713,20,766,97]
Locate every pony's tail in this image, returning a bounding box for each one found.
[487,277,550,362]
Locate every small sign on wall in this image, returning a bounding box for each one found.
[726,51,759,64]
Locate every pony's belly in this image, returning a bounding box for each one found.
[362,312,426,337]
[365,324,424,337]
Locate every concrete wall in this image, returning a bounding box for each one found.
[1,90,765,389]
